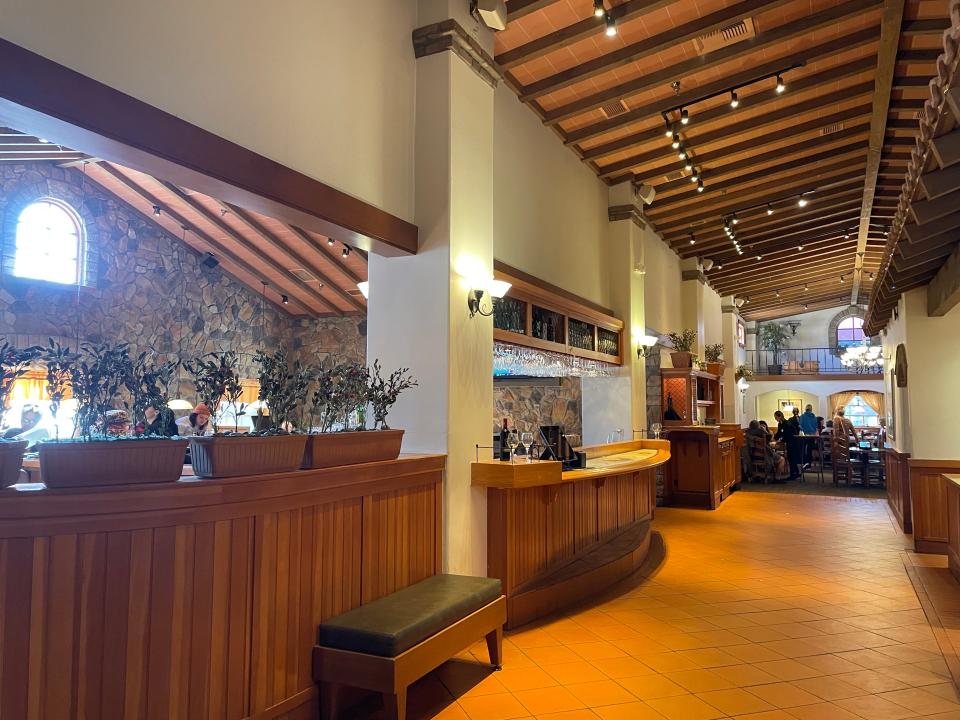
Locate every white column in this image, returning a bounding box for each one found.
[367,7,495,575]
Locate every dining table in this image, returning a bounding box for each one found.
[849,441,883,485]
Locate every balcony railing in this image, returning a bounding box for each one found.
[746,348,882,375]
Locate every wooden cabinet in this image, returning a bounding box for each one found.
[664,426,738,509]
[493,262,624,365]
[660,368,724,425]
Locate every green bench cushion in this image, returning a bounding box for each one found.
[318,574,502,657]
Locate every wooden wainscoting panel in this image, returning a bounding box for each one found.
[0,456,444,720]
[361,481,441,603]
[545,483,576,570]
[885,449,912,534]
[910,460,960,553]
[574,479,598,553]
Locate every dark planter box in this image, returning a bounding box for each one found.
[0,439,27,487]
[302,429,405,469]
[767,364,783,375]
[190,434,308,478]
[39,438,189,488]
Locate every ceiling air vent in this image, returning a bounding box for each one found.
[820,122,845,136]
[290,268,318,282]
[663,170,685,182]
[600,98,629,119]
[694,18,756,55]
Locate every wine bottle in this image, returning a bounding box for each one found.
[499,418,510,461]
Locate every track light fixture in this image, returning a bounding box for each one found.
[689,233,695,245]
[153,205,161,216]
[804,283,808,291]
[843,232,850,239]
[593,0,605,17]
[869,272,875,281]
[697,179,705,193]
[342,245,351,258]
[775,290,780,298]
[776,74,785,94]
[731,213,739,225]
[803,304,808,310]
[756,255,762,261]
[730,90,739,108]
[798,244,804,251]
[766,204,774,215]
[684,158,693,171]
[798,196,809,208]
[327,237,335,246]
[690,171,699,183]
[281,294,289,305]
[839,275,845,283]
[664,115,673,137]
[680,108,689,125]
[605,12,617,36]
[671,132,680,149]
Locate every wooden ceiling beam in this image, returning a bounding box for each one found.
[602,92,873,178]
[543,12,880,125]
[498,0,688,70]
[647,158,867,216]
[506,0,557,22]
[716,266,861,297]
[901,18,951,34]
[95,164,316,316]
[896,231,959,260]
[910,187,960,224]
[744,295,860,320]
[711,244,861,282]
[654,141,867,199]
[893,242,956,272]
[658,186,866,238]
[157,182,343,315]
[221,202,364,313]
[638,121,871,189]
[892,76,933,89]
[520,0,795,102]
[686,215,862,257]
[926,242,960,316]
[287,225,363,285]
[898,49,942,63]
[930,129,960,169]
[648,174,866,231]
[902,210,960,244]
[666,194,863,245]
[919,163,960,200]
[575,56,877,153]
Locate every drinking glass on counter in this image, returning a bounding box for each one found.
[507,429,520,464]
[651,422,663,440]
[520,432,534,462]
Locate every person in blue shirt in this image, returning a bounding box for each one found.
[799,404,818,435]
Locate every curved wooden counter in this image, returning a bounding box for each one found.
[473,440,670,628]
[0,454,444,720]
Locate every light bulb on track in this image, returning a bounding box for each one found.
[605,13,617,36]
[593,0,605,17]
[697,179,705,193]
[730,90,739,108]
[766,204,774,215]
[671,132,680,149]
[680,108,689,125]
[798,196,808,208]
[776,74,786,94]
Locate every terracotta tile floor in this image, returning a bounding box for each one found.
[372,493,960,719]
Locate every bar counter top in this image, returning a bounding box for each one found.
[471,439,671,489]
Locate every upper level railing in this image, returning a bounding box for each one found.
[745,348,882,375]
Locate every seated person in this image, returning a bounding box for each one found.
[176,403,214,436]
[746,420,788,479]
[137,403,179,437]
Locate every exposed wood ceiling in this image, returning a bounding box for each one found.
[3,129,366,318]
[498,0,946,320]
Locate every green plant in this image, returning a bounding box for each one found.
[129,355,179,435]
[185,351,244,433]
[704,343,725,362]
[70,342,135,439]
[41,340,77,440]
[369,361,417,430]
[734,364,754,382]
[254,346,316,432]
[667,329,697,353]
[758,323,792,365]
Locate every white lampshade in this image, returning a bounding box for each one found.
[357,281,369,299]
[639,334,658,348]
[488,279,512,298]
[168,398,193,411]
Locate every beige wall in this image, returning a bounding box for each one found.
[0,0,419,222]
[881,294,910,454]
[643,231,683,334]
[704,285,723,347]
[754,388,820,426]
[745,379,884,426]
[493,85,611,307]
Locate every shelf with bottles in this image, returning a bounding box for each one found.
[531,306,565,345]
[493,296,527,336]
[597,328,619,357]
[568,318,595,352]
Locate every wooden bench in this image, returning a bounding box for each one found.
[312,574,506,720]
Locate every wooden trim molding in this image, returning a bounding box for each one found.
[608,203,647,228]
[681,269,707,283]
[413,19,501,88]
[886,447,912,534]
[0,38,418,257]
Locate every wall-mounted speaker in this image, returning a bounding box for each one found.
[201,252,219,269]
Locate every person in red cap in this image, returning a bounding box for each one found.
[176,402,214,436]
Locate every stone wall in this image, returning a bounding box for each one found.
[0,162,365,397]
[492,377,582,439]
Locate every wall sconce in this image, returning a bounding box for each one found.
[636,334,659,359]
[467,279,512,318]
[737,377,750,392]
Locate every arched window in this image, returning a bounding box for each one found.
[844,394,879,427]
[836,316,865,347]
[13,199,84,285]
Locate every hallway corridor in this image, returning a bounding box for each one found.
[405,493,960,720]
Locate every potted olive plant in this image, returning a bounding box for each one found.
[185,349,309,479]
[301,361,417,469]
[666,329,697,369]
[38,341,188,489]
[758,323,791,375]
[0,341,41,487]
[704,343,725,376]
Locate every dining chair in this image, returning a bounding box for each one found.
[831,438,854,486]
[746,434,772,484]
[809,435,826,484]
